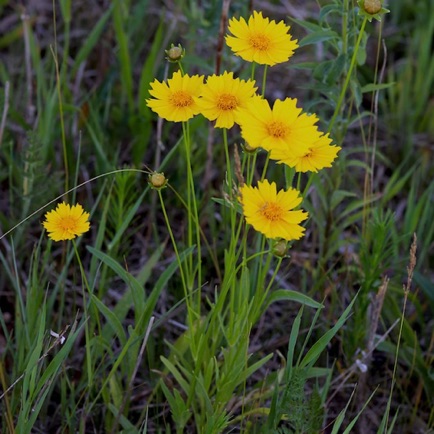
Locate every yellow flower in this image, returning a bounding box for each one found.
[43,202,90,242]
[272,134,341,172]
[226,11,298,66]
[237,96,321,156]
[146,71,204,122]
[198,71,257,129]
[239,180,308,241]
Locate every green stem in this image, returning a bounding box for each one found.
[247,153,257,185]
[284,165,295,189]
[157,190,193,326]
[178,63,185,75]
[302,172,316,198]
[182,122,193,281]
[342,0,349,55]
[223,128,233,199]
[328,16,368,134]
[260,154,270,181]
[263,256,283,297]
[51,46,69,194]
[296,171,302,192]
[182,122,202,309]
[261,65,268,97]
[72,240,97,385]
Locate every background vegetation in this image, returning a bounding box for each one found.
[0,0,433,432]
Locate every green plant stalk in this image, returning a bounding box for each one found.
[297,171,302,192]
[251,62,256,81]
[51,47,69,194]
[59,0,71,84]
[260,154,270,181]
[328,16,368,134]
[385,285,410,431]
[182,122,193,284]
[261,65,268,97]
[168,184,221,281]
[247,152,258,185]
[71,240,101,386]
[223,128,234,203]
[252,254,284,323]
[182,122,202,307]
[157,190,195,334]
[342,0,349,56]
[50,1,69,194]
[112,0,134,113]
[302,171,315,197]
[254,235,268,296]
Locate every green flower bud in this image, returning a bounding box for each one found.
[272,239,289,258]
[364,0,382,14]
[357,0,390,22]
[149,172,168,189]
[165,44,185,63]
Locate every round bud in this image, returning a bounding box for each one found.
[363,0,382,14]
[272,239,289,258]
[149,172,167,189]
[165,44,185,62]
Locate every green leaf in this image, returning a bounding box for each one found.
[266,289,323,310]
[361,82,396,93]
[107,188,148,250]
[161,356,191,395]
[414,271,434,305]
[298,30,339,47]
[87,246,146,316]
[300,293,358,368]
[290,18,324,33]
[331,388,356,434]
[107,403,138,432]
[342,387,378,433]
[72,6,112,75]
[286,308,304,383]
[320,4,343,20]
[91,293,127,346]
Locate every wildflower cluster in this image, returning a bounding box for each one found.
[145,10,341,242]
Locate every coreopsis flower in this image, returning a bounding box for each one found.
[237,96,321,156]
[226,11,298,66]
[272,133,341,172]
[198,71,257,128]
[146,71,204,122]
[239,180,308,241]
[43,202,90,242]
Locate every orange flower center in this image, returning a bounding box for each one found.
[217,93,238,111]
[249,33,271,51]
[58,217,78,232]
[260,202,284,221]
[170,90,193,108]
[267,121,288,138]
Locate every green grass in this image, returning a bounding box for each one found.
[0,0,433,432]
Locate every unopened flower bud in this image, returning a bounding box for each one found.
[363,0,382,14]
[149,172,167,189]
[357,0,389,21]
[165,44,185,63]
[272,239,289,258]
